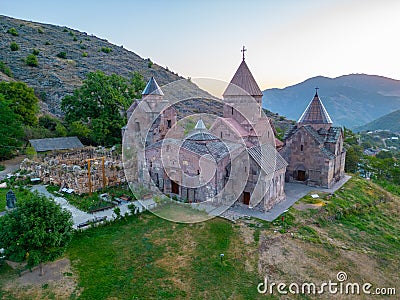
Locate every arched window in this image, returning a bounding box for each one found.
[301,145,304,151]
[135,122,140,131]
[231,107,234,115]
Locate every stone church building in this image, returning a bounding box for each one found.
[124,51,346,212]
[125,55,288,211]
[279,89,346,188]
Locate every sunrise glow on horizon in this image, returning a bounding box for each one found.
[2,0,400,90]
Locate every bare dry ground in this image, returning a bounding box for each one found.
[1,258,80,299]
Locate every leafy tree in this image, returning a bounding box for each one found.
[55,123,67,137]
[10,42,19,51]
[0,61,13,77]
[0,193,73,276]
[345,146,361,173]
[100,47,112,53]
[7,27,18,36]
[25,54,38,67]
[0,81,39,126]
[128,71,146,99]
[376,151,393,160]
[68,120,92,144]
[61,71,144,146]
[56,52,67,59]
[39,115,58,131]
[0,98,24,160]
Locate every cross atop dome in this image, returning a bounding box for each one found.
[241,46,247,61]
[298,89,332,128]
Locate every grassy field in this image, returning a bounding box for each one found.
[0,176,399,299]
[257,177,400,298]
[46,184,136,212]
[66,214,262,299]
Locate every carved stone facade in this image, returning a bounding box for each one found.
[280,91,346,188]
[125,57,288,211]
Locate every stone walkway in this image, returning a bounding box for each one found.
[31,185,156,229]
[4,176,351,225]
[222,175,352,222]
[0,156,26,181]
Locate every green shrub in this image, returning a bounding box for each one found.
[82,52,88,57]
[7,27,18,36]
[56,52,67,59]
[10,42,19,51]
[73,36,78,41]
[45,41,51,45]
[0,61,13,77]
[63,28,68,32]
[25,54,38,67]
[32,49,40,56]
[100,47,112,53]
[38,28,44,34]
[69,31,74,36]
[147,59,153,68]
[80,44,87,49]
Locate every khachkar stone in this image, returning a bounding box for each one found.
[6,190,17,210]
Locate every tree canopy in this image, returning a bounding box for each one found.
[0,96,24,160]
[0,192,73,275]
[61,71,145,146]
[0,81,39,126]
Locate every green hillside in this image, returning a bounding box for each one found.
[356,109,400,132]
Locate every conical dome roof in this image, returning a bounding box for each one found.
[223,60,263,97]
[298,90,332,125]
[142,76,164,96]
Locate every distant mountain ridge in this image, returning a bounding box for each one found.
[0,15,213,116]
[355,109,400,132]
[262,74,400,129]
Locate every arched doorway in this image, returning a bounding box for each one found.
[296,165,306,181]
[171,181,180,195]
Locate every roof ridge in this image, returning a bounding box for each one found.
[142,76,164,96]
[298,91,332,125]
[223,60,263,97]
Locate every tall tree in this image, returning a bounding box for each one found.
[61,71,145,146]
[0,193,73,276]
[0,81,39,126]
[0,97,24,160]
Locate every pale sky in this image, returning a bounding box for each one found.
[2,0,400,89]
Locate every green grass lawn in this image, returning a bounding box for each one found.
[1,176,398,299]
[67,213,263,299]
[46,184,136,212]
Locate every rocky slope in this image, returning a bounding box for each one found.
[0,15,213,116]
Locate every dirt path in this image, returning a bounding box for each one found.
[0,155,26,180]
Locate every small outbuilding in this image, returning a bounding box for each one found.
[29,136,84,153]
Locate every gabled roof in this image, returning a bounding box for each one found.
[282,124,343,159]
[218,117,249,137]
[223,60,263,97]
[247,144,288,173]
[298,91,332,125]
[29,137,84,152]
[142,76,164,96]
